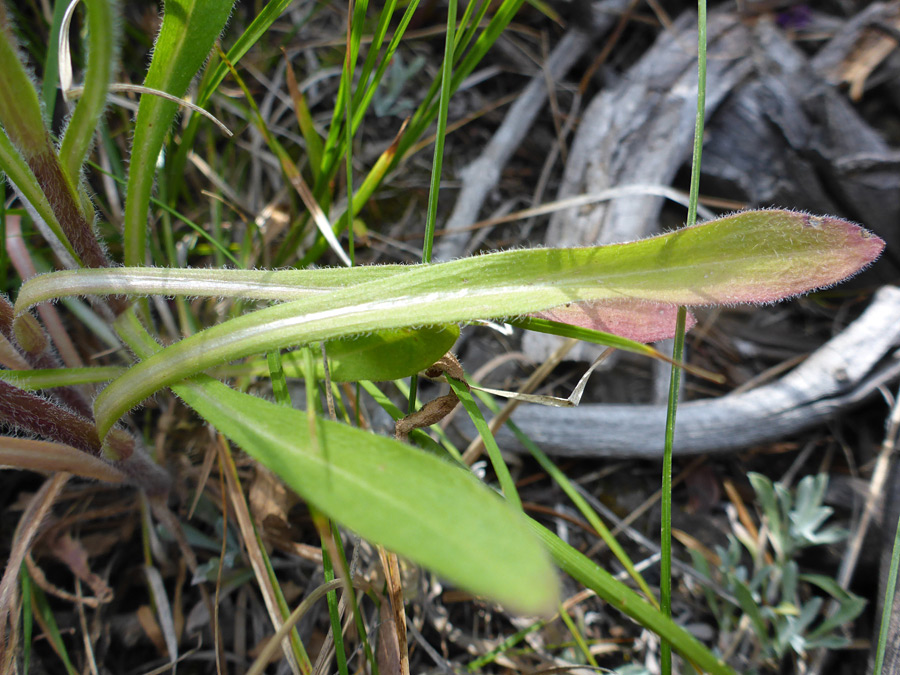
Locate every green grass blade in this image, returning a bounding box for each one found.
[875,506,900,674]
[40,0,68,119]
[530,520,735,675]
[285,59,324,181]
[558,603,599,668]
[267,349,291,405]
[343,3,358,265]
[29,583,78,675]
[319,535,350,675]
[20,563,33,674]
[661,306,687,672]
[350,1,418,132]
[393,0,526,166]
[447,376,521,511]
[422,0,456,263]
[511,316,675,360]
[484,396,659,607]
[661,4,708,671]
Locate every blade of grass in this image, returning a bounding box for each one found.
[447,376,521,511]
[301,344,350,675]
[392,0,526,168]
[284,56,323,181]
[662,306,687,672]
[411,0,456,420]
[661,3,707,672]
[343,2,357,265]
[531,520,735,675]
[350,2,419,132]
[40,0,69,120]
[316,519,350,675]
[267,348,291,408]
[509,316,723,383]
[422,0,456,263]
[558,603,599,669]
[333,522,378,675]
[30,583,78,675]
[217,46,352,267]
[20,564,32,674]
[471,387,659,607]
[295,115,408,267]
[874,506,900,674]
[284,0,521,265]
[466,614,546,670]
[874,384,900,673]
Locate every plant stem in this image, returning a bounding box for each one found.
[661,2,707,672]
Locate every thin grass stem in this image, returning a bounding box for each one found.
[422,0,457,263]
[661,2,707,672]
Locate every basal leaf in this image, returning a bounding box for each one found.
[322,325,459,382]
[219,325,460,382]
[117,310,558,616]
[14,210,882,437]
[124,0,235,265]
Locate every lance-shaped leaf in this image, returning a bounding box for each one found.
[18,266,696,344]
[117,310,558,616]
[123,0,235,266]
[15,210,882,437]
[15,264,403,309]
[220,325,460,383]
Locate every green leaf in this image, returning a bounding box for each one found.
[733,575,768,642]
[322,325,459,382]
[0,9,49,158]
[0,366,124,390]
[166,0,296,198]
[117,310,558,617]
[447,376,521,510]
[800,573,867,640]
[58,0,117,182]
[222,326,459,383]
[14,211,883,437]
[217,325,457,384]
[123,0,235,265]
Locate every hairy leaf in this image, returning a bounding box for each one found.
[14,210,882,437]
